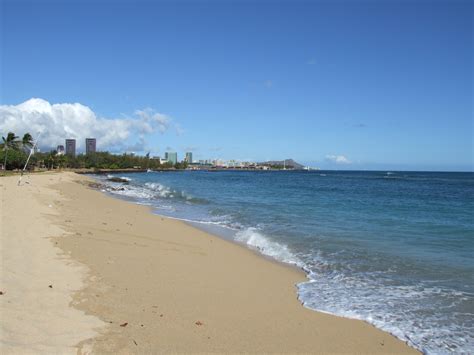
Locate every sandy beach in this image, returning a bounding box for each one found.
[1,171,419,354]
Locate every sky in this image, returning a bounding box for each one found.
[0,0,472,171]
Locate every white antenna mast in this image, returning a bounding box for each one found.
[18,132,42,186]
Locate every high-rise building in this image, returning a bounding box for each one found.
[166,152,177,165]
[57,145,65,155]
[185,152,193,163]
[65,139,76,157]
[85,138,96,154]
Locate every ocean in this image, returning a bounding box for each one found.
[92,170,474,354]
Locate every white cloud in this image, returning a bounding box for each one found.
[0,98,175,152]
[325,154,351,164]
[133,108,170,134]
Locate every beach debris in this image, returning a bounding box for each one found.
[160,314,163,317]
[48,285,53,288]
[85,181,105,190]
[110,186,126,191]
[0,291,4,295]
[120,322,128,327]
[133,339,138,346]
[107,177,130,184]
[195,321,203,326]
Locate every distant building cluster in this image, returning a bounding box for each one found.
[60,138,96,157]
[50,143,302,170]
[155,151,285,170]
[191,159,270,170]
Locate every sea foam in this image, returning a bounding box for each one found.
[91,171,474,354]
[234,227,305,268]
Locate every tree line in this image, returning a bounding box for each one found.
[1,132,188,171]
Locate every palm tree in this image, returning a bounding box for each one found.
[46,150,58,170]
[22,133,34,152]
[2,132,20,171]
[56,153,66,169]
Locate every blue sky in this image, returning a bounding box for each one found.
[1,0,472,171]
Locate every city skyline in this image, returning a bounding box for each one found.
[0,0,472,171]
[39,138,304,168]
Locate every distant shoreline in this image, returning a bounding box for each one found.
[74,168,304,174]
[3,168,472,177]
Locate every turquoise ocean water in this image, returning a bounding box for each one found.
[93,170,474,354]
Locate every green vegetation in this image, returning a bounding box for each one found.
[0,132,188,171]
[47,151,188,170]
[1,132,29,171]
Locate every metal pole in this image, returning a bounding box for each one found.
[18,132,41,186]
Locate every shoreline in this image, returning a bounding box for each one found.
[1,171,419,353]
[94,180,423,353]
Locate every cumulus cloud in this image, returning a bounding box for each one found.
[325,154,351,164]
[0,98,175,152]
[133,108,170,134]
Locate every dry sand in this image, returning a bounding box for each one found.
[0,172,104,354]
[1,172,419,353]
